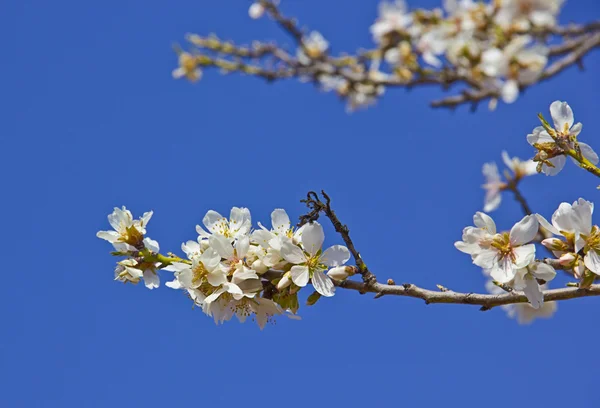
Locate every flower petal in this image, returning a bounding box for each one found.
[301,222,324,256]
[280,241,306,264]
[209,235,234,260]
[271,209,291,234]
[584,250,600,275]
[290,265,310,287]
[321,245,351,267]
[489,257,516,283]
[311,270,335,297]
[534,214,560,236]
[522,277,544,309]
[143,269,160,290]
[543,155,566,176]
[96,230,119,243]
[473,212,496,234]
[550,100,573,132]
[473,249,498,269]
[579,143,599,165]
[530,263,556,282]
[143,237,160,253]
[513,244,536,269]
[510,215,538,246]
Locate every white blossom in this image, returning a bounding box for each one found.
[469,215,538,283]
[280,222,350,297]
[501,151,537,178]
[527,101,598,176]
[454,211,497,256]
[495,0,564,30]
[371,0,413,44]
[298,31,329,65]
[196,207,252,240]
[97,207,153,251]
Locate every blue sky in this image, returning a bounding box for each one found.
[1,0,599,407]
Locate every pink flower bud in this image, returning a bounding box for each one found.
[558,253,576,266]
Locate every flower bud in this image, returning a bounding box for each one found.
[541,238,568,251]
[327,266,354,281]
[252,259,268,274]
[248,3,265,19]
[558,253,576,266]
[276,272,292,290]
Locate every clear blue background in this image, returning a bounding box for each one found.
[1,0,599,407]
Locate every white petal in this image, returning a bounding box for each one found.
[280,241,306,264]
[301,222,324,256]
[501,151,514,171]
[204,287,226,304]
[207,271,227,287]
[143,237,160,253]
[501,79,519,104]
[489,257,516,283]
[578,143,599,165]
[550,100,573,132]
[473,249,498,269]
[196,224,211,239]
[543,155,566,176]
[290,265,310,287]
[143,269,160,289]
[454,241,481,255]
[527,126,553,145]
[522,277,544,309]
[534,214,560,235]
[483,192,502,213]
[530,263,556,282]
[571,122,583,137]
[96,230,119,243]
[165,279,182,289]
[473,212,496,234]
[311,270,335,297]
[510,215,538,246]
[235,236,250,258]
[252,229,275,248]
[200,248,221,271]
[584,250,600,275]
[182,240,201,257]
[570,198,594,235]
[230,207,250,230]
[203,210,225,234]
[209,235,234,260]
[271,209,291,233]
[161,262,189,273]
[320,245,351,267]
[513,244,536,269]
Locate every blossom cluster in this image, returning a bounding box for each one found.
[456,197,600,323]
[98,207,352,329]
[240,0,564,111]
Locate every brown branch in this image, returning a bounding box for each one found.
[337,280,600,309]
[431,31,600,109]
[299,191,377,286]
[260,0,304,45]
[176,2,599,111]
[262,266,600,310]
